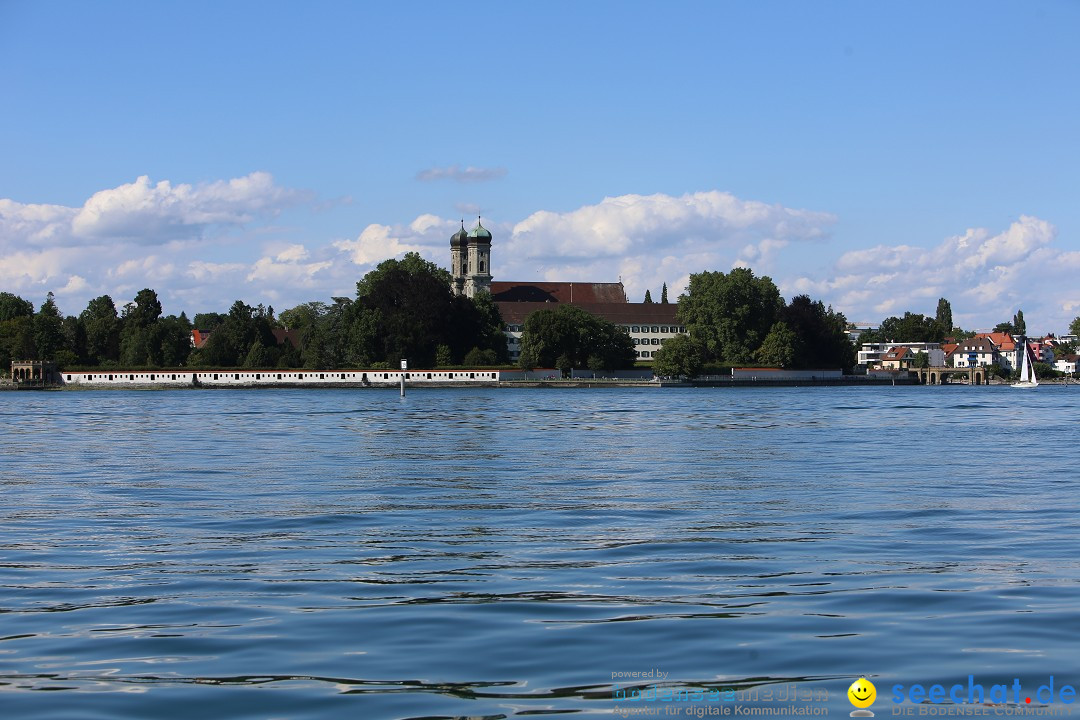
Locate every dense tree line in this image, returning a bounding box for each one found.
[1,253,507,373]
[1,289,191,371]
[653,268,856,377]
[858,312,947,345]
[517,305,637,375]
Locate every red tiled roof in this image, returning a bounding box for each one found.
[191,329,212,349]
[490,281,627,304]
[496,301,679,326]
[884,346,910,360]
[942,343,959,356]
[976,332,1016,351]
[193,328,301,349]
[272,328,303,348]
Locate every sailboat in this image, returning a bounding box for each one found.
[1011,338,1039,389]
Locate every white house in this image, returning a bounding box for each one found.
[859,342,944,368]
[951,336,1000,368]
[1054,354,1078,374]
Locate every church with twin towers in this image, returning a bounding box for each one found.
[446,217,683,364]
[449,217,492,299]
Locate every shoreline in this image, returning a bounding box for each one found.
[3,372,1071,391]
[7,378,1045,391]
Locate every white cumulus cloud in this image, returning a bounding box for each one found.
[70,172,303,242]
[503,191,832,303]
[0,172,308,314]
[510,191,834,260]
[789,215,1078,331]
[333,219,453,267]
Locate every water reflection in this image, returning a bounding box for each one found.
[0,387,1077,718]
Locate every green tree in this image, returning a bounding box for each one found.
[119,289,171,366]
[993,321,1017,335]
[124,288,163,329]
[780,295,856,371]
[862,312,945,344]
[277,303,325,331]
[754,321,797,367]
[677,267,784,364]
[80,295,122,364]
[660,283,669,304]
[434,344,453,367]
[33,293,64,360]
[935,298,953,333]
[192,312,226,331]
[1013,310,1026,336]
[343,306,380,367]
[652,334,705,378]
[278,339,301,368]
[302,298,352,369]
[517,304,636,375]
[462,291,509,363]
[354,254,454,366]
[463,347,498,366]
[61,315,87,365]
[643,289,653,304]
[555,352,573,377]
[517,343,539,373]
[350,253,504,367]
[0,292,34,322]
[1033,361,1056,379]
[1053,339,1077,357]
[157,314,193,367]
[950,327,976,341]
[0,293,35,370]
[1070,316,1080,338]
[242,340,271,368]
[0,304,34,370]
[198,300,276,367]
[914,351,931,368]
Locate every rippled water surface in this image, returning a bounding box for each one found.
[2,386,1078,719]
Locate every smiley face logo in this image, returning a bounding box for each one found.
[848,677,876,709]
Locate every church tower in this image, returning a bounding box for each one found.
[450,220,468,297]
[451,217,493,298]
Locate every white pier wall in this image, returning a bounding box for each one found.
[61,369,513,387]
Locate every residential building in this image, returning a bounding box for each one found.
[880,347,915,370]
[1054,354,1077,375]
[974,332,1018,369]
[858,342,944,368]
[1031,340,1054,364]
[951,336,1000,368]
[845,322,878,345]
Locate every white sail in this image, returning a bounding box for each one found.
[1012,339,1039,388]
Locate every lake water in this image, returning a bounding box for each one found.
[1,386,1078,719]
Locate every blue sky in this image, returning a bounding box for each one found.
[2,1,1078,332]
